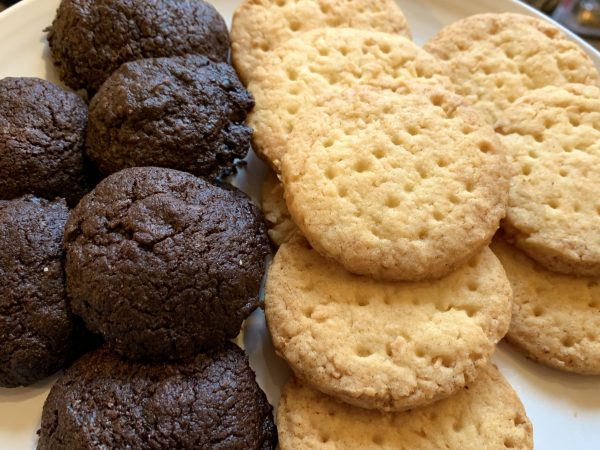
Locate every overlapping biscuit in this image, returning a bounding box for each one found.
[247,28,451,171]
[424,13,600,124]
[277,365,533,450]
[281,86,509,281]
[496,83,600,277]
[261,171,300,246]
[492,238,600,374]
[231,0,411,84]
[265,240,512,411]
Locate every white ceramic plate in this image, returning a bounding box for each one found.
[1,0,599,449]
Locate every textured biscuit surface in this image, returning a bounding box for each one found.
[231,0,411,84]
[48,0,229,92]
[424,13,600,124]
[0,77,90,206]
[247,28,451,171]
[0,197,73,387]
[261,171,300,246]
[265,240,512,411]
[87,55,254,179]
[496,84,600,276]
[492,238,600,374]
[277,365,533,450]
[65,167,270,361]
[282,87,509,281]
[38,343,277,450]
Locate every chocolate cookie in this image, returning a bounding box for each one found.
[65,167,270,361]
[0,196,73,387]
[0,77,90,206]
[47,0,230,93]
[38,343,277,450]
[86,55,254,179]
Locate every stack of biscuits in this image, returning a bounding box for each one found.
[232,1,600,448]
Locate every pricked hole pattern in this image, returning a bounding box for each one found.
[559,168,569,177]
[533,306,544,317]
[433,210,444,221]
[318,47,329,57]
[479,141,493,153]
[303,307,314,318]
[418,229,429,240]
[430,93,444,107]
[320,434,330,443]
[285,67,298,81]
[465,181,474,193]
[504,437,516,449]
[289,21,301,32]
[417,167,428,179]
[356,346,373,357]
[561,336,576,348]
[357,298,369,307]
[287,104,299,115]
[385,195,400,208]
[379,42,391,54]
[521,165,532,176]
[323,138,334,148]
[372,148,386,159]
[325,167,336,180]
[437,159,448,168]
[468,256,479,268]
[404,183,415,193]
[528,150,538,158]
[415,348,426,358]
[449,194,460,204]
[467,282,479,292]
[372,435,385,445]
[354,159,371,173]
[548,199,560,209]
[338,186,348,198]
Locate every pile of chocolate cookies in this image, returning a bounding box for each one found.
[0,0,277,449]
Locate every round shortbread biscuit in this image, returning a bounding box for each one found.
[231,0,411,85]
[496,83,600,277]
[265,240,512,412]
[424,13,600,124]
[492,238,600,374]
[281,86,509,281]
[277,365,533,450]
[247,28,451,171]
[261,171,301,246]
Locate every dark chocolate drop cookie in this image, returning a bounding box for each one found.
[47,0,230,93]
[0,77,90,206]
[38,343,277,450]
[86,55,254,179]
[0,196,74,387]
[64,167,270,361]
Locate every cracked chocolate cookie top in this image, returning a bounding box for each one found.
[47,0,230,93]
[64,167,270,361]
[86,55,254,179]
[0,196,74,387]
[0,77,90,206]
[38,343,278,450]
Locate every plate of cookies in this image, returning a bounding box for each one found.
[0,0,599,449]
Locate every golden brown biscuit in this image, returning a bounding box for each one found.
[281,86,509,281]
[425,13,600,124]
[492,237,600,374]
[231,0,411,84]
[496,83,600,276]
[277,365,533,450]
[247,28,451,171]
[265,240,512,411]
